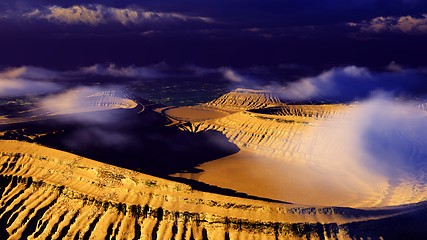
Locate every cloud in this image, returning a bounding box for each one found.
[80,63,167,79]
[344,98,427,175]
[182,65,248,82]
[0,66,62,80]
[3,64,427,103]
[0,66,62,97]
[24,4,214,26]
[297,97,427,191]
[220,68,245,83]
[357,98,427,176]
[0,64,170,97]
[37,86,133,123]
[281,66,427,101]
[0,79,60,97]
[349,14,427,34]
[385,61,404,72]
[183,65,266,85]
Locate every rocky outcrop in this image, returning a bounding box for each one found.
[416,102,427,111]
[203,88,281,111]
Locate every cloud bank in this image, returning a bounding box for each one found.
[280,65,427,101]
[0,66,62,97]
[310,97,427,182]
[2,64,427,102]
[350,14,427,34]
[0,64,172,98]
[80,63,167,79]
[24,4,214,26]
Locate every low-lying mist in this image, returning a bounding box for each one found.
[302,96,427,188]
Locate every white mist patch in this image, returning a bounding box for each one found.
[0,66,63,97]
[279,66,427,101]
[178,95,427,207]
[38,86,137,122]
[298,97,427,206]
[314,98,427,176]
[80,63,167,79]
[0,78,60,97]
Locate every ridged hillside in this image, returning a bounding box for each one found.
[203,88,281,111]
[177,95,427,208]
[183,105,349,161]
[0,140,411,240]
[416,102,427,111]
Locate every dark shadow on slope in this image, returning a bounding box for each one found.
[167,176,290,204]
[344,202,427,240]
[0,97,236,173]
[32,108,239,176]
[0,98,294,203]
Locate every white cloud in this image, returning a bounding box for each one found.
[281,66,427,101]
[0,66,62,97]
[282,66,372,100]
[37,86,134,120]
[24,4,214,26]
[350,14,427,34]
[304,97,427,183]
[80,63,166,78]
[0,78,60,97]
[0,66,62,80]
[220,68,245,83]
[386,61,403,72]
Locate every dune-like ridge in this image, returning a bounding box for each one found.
[1,140,418,240]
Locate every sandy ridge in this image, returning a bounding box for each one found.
[0,140,418,239]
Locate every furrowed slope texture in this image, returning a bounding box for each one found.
[185,104,349,160]
[202,88,281,111]
[180,101,427,207]
[0,140,414,240]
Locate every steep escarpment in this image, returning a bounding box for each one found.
[203,88,281,111]
[0,140,414,240]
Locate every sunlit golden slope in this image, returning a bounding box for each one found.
[202,88,281,111]
[0,140,415,240]
[170,89,427,208]
[186,106,347,158]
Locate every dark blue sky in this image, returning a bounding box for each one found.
[0,0,426,70]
